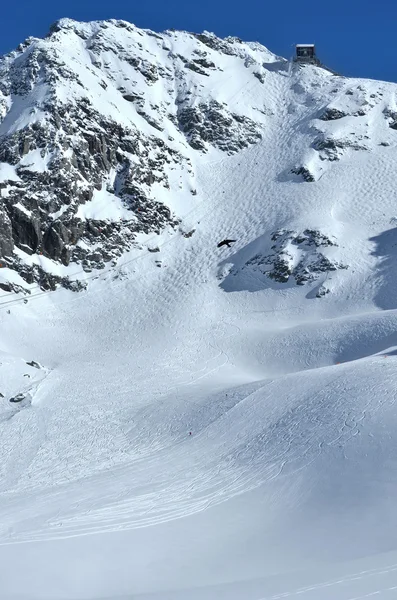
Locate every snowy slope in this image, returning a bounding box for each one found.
[2,18,397,600]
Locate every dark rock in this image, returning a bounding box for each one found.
[383,108,397,121]
[268,257,291,283]
[123,93,142,103]
[9,392,26,403]
[0,211,14,257]
[184,62,209,76]
[320,108,347,121]
[177,100,262,154]
[301,229,337,247]
[10,207,41,253]
[253,72,265,84]
[316,285,330,298]
[136,110,164,131]
[236,229,343,288]
[26,360,41,369]
[181,229,195,238]
[193,33,240,57]
[291,166,315,182]
[192,57,216,69]
[313,136,367,160]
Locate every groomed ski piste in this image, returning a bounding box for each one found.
[2,19,397,600]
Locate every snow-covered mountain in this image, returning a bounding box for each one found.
[2,18,397,600]
[2,18,396,295]
[0,18,278,292]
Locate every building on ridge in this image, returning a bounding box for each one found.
[294,44,320,66]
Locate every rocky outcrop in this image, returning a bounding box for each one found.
[0,211,13,257]
[291,166,315,182]
[227,229,346,290]
[192,32,243,57]
[313,136,367,161]
[253,229,346,286]
[320,108,347,121]
[177,100,262,153]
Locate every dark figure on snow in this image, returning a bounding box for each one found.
[217,239,236,249]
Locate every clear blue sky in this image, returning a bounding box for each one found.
[1,0,396,83]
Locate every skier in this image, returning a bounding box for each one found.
[217,239,236,249]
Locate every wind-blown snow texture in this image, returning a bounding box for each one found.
[2,18,397,600]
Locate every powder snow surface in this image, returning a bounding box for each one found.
[2,18,397,600]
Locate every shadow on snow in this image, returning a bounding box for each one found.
[370,228,397,310]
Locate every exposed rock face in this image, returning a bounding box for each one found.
[254,229,346,285]
[227,229,346,289]
[9,392,27,403]
[192,33,245,57]
[291,166,315,182]
[313,136,367,161]
[320,108,347,121]
[0,95,184,283]
[177,100,262,153]
[26,361,41,369]
[0,210,13,257]
[0,19,275,293]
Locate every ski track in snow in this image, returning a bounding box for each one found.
[258,562,397,599]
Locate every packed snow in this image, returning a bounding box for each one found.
[2,18,397,600]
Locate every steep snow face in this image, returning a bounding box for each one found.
[3,18,397,600]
